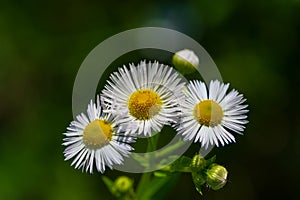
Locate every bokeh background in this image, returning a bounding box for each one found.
[1,0,299,199]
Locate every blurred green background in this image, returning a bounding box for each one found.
[1,0,299,199]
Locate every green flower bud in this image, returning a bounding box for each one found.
[206,164,228,190]
[192,171,206,187]
[191,154,206,171]
[114,176,133,193]
[172,49,199,75]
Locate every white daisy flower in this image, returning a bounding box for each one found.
[101,61,185,136]
[176,80,248,149]
[63,96,135,173]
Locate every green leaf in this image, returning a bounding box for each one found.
[134,173,152,200]
[140,176,174,199]
[170,156,192,172]
[151,174,180,200]
[102,176,118,196]
[194,183,203,195]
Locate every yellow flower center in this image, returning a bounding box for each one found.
[193,100,223,127]
[82,119,113,149]
[128,89,162,120]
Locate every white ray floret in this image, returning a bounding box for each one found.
[101,60,185,136]
[63,95,135,173]
[176,80,248,149]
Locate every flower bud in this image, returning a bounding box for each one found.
[192,171,206,187]
[191,154,206,170]
[172,49,199,75]
[114,176,133,193]
[206,164,228,190]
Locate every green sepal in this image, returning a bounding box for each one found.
[205,155,216,167]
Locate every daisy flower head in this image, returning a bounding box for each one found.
[176,80,248,149]
[102,60,185,136]
[63,95,135,173]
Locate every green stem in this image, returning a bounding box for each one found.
[147,134,159,151]
[155,139,185,158]
[134,134,159,200]
[160,165,192,173]
[134,172,152,200]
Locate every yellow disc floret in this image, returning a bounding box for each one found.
[193,100,223,127]
[128,89,162,120]
[82,119,113,149]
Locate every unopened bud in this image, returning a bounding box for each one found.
[192,171,206,187]
[191,154,206,170]
[115,176,133,193]
[172,49,199,75]
[206,164,228,190]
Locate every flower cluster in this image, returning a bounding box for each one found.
[62,50,248,174]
